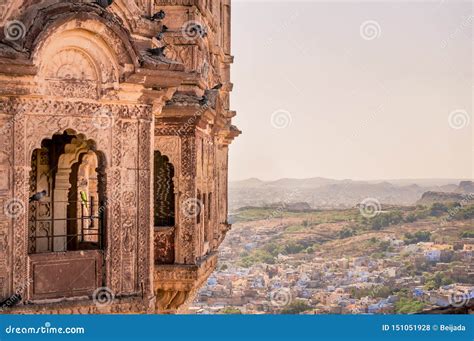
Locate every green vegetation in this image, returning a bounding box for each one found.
[220,307,242,314]
[338,228,355,239]
[452,205,474,220]
[357,211,403,231]
[404,231,431,245]
[426,202,474,221]
[365,238,393,256]
[233,204,472,269]
[239,249,275,267]
[231,207,286,222]
[460,230,474,238]
[280,300,312,314]
[354,202,473,232]
[394,298,425,314]
[349,286,393,299]
[238,239,319,267]
[232,203,472,228]
[231,207,358,224]
[371,211,403,230]
[430,203,450,217]
[378,240,393,252]
[285,225,305,233]
[423,272,453,290]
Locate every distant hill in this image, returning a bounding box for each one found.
[417,191,472,205]
[228,178,472,211]
[417,181,474,205]
[229,177,345,189]
[229,178,265,189]
[458,181,474,193]
[237,202,313,212]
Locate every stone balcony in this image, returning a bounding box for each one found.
[154,253,218,313]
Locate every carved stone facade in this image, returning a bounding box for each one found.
[0,0,239,314]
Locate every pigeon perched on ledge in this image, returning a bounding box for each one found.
[147,46,166,57]
[96,0,114,9]
[156,25,169,41]
[29,190,47,203]
[199,96,209,106]
[144,10,166,21]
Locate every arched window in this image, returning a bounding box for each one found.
[154,151,175,227]
[28,132,106,254]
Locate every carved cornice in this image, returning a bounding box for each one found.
[0,97,152,121]
[155,123,196,137]
[155,0,198,5]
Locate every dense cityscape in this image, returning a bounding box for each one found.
[192,200,474,314]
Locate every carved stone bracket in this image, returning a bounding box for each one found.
[153,253,218,313]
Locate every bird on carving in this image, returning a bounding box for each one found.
[80,191,89,209]
[148,46,167,57]
[29,190,47,203]
[96,0,114,9]
[212,83,223,90]
[156,25,169,41]
[152,10,166,21]
[199,95,209,106]
[143,10,166,21]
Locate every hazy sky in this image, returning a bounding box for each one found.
[228,0,473,181]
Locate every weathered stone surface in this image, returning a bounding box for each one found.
[0,0,240,314]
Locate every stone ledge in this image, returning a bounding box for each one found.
[1,296,154,315]
[154,252,218,292]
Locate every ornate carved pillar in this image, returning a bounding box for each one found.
[12,111,29,297]
[107,113,123,294]
[137,107,154,297]
[0,109,14,301]
[120,120,139,295]
[179,135,197,265]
